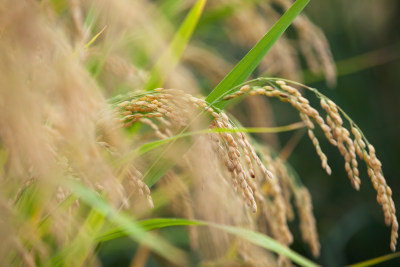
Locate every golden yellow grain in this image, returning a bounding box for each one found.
[219,80,398,250]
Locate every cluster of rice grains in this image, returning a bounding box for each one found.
[222,79,398,252]
[116,88,321,262]
[117,89,272,215]
[208,113,272,214]
[116,81,397,265]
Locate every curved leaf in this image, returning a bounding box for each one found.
[137,122,305,155]
[205,0,310,110]
[64,181,188,266]
[346,252,400,267]
[97,217,319,267]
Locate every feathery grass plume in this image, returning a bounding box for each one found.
[220,78,398,251]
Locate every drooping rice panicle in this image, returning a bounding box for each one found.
[218,78,398,251]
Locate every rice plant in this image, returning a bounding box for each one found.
[0,0,398,266]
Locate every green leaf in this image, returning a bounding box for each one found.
[84,5,96,29]
[303,43,400,84]
[84,26,107,49]
[137,122,305,155]
[198,0,264,27]
[137,122,304,188]
[50,0,68,14]
[205,0,310,110]
[346,252,400,267]
[96,218,319,267]
[96,218,203,243]
[54,209,105,267]
[213,223,320,267]
[145,0,207,90]
[62,181,188,266]
[160,0,186,17]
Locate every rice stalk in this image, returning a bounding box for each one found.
[114,78,397,257]
[219,78,398,252]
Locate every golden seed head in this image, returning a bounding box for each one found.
[118,101,130,107]
[240,85,250,93]
[276,80,286,86]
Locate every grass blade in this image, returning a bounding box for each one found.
[84,26,107,49]
[303,43,400,84]
[138,122,304,188]
[145,0,207,90]
[346,252,400,267]
[96,218,203,243]
[198,0,264,28]
[51,209,105,267]
[212,223,319,267]
[96,218,319,267]
[137,122,305,155]
[63,181,188,266]
[139,122,304,188]
[205,0,310,109]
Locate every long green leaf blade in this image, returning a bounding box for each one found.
[213,223,319,267]
[64,181,188,266]
[205,0,310,109]
[96,218,319,267]
[97,218,203,243]
[145,0,207,90]
[137,122,305,155]
[346,252,400,267]
[136,121,304,188]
